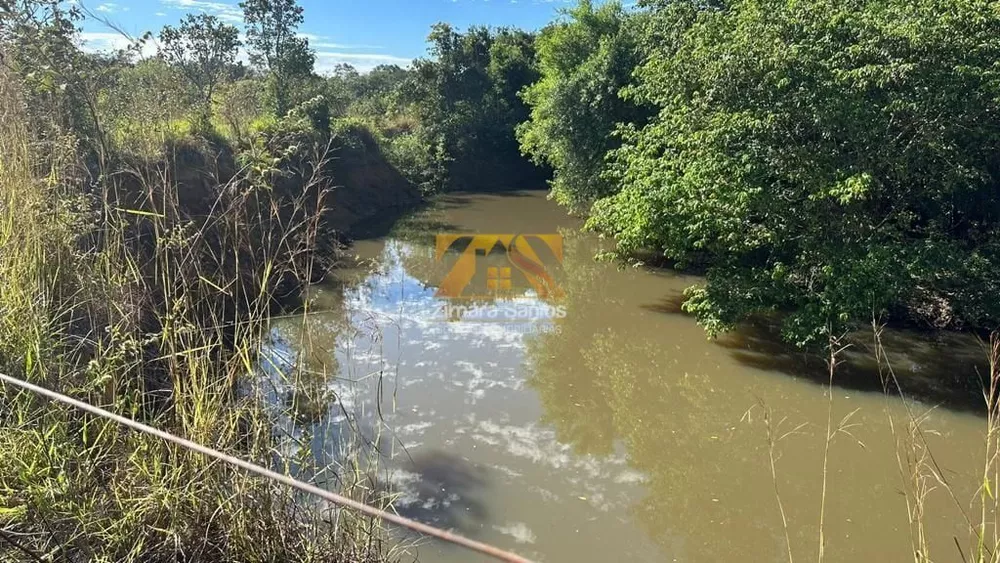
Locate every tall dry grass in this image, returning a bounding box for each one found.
[872,323,1000,563]
[0,64,394,562]
[749,320,1000,563]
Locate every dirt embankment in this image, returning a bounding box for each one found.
[105,132,422,336]
[325,130,423,239]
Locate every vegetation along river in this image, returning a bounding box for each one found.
[268,190,988,562]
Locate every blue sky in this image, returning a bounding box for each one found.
[76,0,577,72]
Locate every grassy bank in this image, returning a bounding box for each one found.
[0,49,402,561]
[0,0,438,557]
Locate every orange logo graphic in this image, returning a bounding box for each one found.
[435,234,564,300]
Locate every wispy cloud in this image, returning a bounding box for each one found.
[299,33,407,73]
[312,41,386,50]
[159,0,243,24]
[79,16,408,74]
[96,2,118,12]
[77,31,157,58]
[296,33,385,51]
[314,51,412,74]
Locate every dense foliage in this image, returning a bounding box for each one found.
[326,24,548,192]
[406,23,546,191]
[518,0,1000,345]
[517,0,647,209]
[159,14,241,110]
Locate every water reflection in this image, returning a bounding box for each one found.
[270,190,988,563]
[525,220,985,561]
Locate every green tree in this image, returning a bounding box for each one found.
[328,64,410,119]
[239,0,315,115]
[0,0,141,164]
[594,0,1000,345]
[324,63,360,117]
[405,23,544,191]
[158,14,241,110]
[517,0,648,210]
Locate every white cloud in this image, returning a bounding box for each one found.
[160,0,243,24]
[314,51,412,74]
[78,16,408,74]
[296,33,385,51]
[96,2,117,12]
[311,41,386,50]
[155,11,167,16]
[77,31,157,58]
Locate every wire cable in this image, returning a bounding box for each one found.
[0,372,534,563]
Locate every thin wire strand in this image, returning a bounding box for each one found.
[0,372,534,563]
[0,528,44,562]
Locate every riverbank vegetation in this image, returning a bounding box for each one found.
[518,0,1000,347]
[325,23,547,194]
[0,0,397,560]
[3,0,1000,560]
[321,0,1000,347]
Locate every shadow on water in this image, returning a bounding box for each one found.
[427,193,548,224]
[350,190,551,254]
[347,201,451,241]
[644,291,988,414]
[639,290,688,316]
[388,450,490,536]
[433,189,543,208]
[724,324,985,412]
[285,407,493,540]
[390,218,461,244]
[345,189,541,241]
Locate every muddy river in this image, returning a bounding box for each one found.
[267,190,990,562]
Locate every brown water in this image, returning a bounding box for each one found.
[268,190,992,562]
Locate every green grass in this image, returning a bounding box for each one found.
[0,67,394,563]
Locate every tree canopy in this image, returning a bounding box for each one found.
[404,23,546,191]
[159,14,240,107]
[239,0,315,115]
[517,0,647,210]
[517,0,1000,345]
